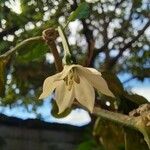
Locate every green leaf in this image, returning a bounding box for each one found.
[16,39,48,63]
[51,100,71,118]
[118,93,148,114]
[123,93,148,105]
[101,71,124,97]
[125,128,149,150]
[66,2,90,26]
[93,118,125,150]
[76,140,103,150]
[0,59,6,97]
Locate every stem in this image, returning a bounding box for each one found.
[57,26,73,65]
[93,107,150,149]
[42,28,63,72]
[93,107,137,129]
[47,41,63,72]
[0,36,43,60]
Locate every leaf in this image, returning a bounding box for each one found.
[0,59,6,97]
[76,140,103,150]
[101,71,148,113]
[66,2,90,26]
[16,39,48,63]
[123,93,148,105]
[118,93,148,114]
[101,71,124,97]
[51,100,71,118]
[125,128,149,150]
[93,118,125,150]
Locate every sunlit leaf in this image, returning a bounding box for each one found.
[66,2,90,26]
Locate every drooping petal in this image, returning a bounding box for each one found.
[74,74,95,112]
[76,65,102,76]
[85,67,102,75]
[55,80,74,114]
[78,69,114,97]
[39,73,61,99]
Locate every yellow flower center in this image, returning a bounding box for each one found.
[64,69,80,91]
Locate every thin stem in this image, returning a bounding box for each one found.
[47,41,63,72]
[93,107,137,129]
[57,26,73,65]
[0,36,43,60]
[93,106,150,149]
[42,28,63,72]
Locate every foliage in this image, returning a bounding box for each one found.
[67,2,90,26]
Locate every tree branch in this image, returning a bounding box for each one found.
[81,20,95,66]
[123,68,150,84]
[89,35,117,66]
[123,76,137,84]
[93,107,136,129]
[115,0,125,9]
[71,0,95,67]
[93,105,150,149]
[107,20,150,69]
[0,36,43,60]
[42,28,63,72]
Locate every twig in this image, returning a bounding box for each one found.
[86,39,95,66]
[0,36,43,60]
[108,20,150,69]
[115,0,125,9]
[93,105,150,149]
[42,28,63,72]
[93,107,136,129]
[81,20,95,67]
[123,76,137,84]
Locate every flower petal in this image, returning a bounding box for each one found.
[60,64,86,80]
[55,81,74,114]
[77,67,114,97]
[39,73,61,99]
[74,74,95,112]
[59,65,77,79]
[76,65,102,76]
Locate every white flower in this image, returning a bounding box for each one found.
[85,0,99,3]
[39,65,114,113]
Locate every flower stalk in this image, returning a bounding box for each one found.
[0,36,43,60]
[57,26,75,65]
[42,28,63,72]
